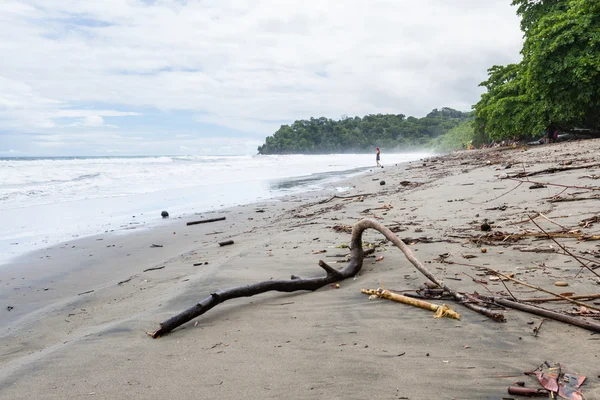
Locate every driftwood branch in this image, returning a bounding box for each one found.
[517,293,600,303]
[478,266,600,312]
[526,215,600,279]
[318,193,373,204]
[150,219,503,338]
[186,217,226,226]
[491,297,600,333]
[508,163,600,178]
[506,178,600,191]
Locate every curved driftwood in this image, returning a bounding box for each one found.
[150,219,502,338]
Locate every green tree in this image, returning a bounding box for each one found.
[474,0,600,140]
[523,0,600,130]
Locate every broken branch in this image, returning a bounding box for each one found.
[186,217,226,226]
[361,288,460,319]
[149,219,503,338]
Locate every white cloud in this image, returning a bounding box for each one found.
[82,115,104,127]
[0,0,523,152]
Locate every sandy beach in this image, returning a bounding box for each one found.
[2,140,600,399]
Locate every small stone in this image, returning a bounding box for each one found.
[555,281,569,287]
[161,211,169,218]
[380,180,386,186]
[481,248,487,253]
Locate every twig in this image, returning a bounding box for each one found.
[508,163,600,178]
[527,215,600,279]
[533,318,546,337]
[538,212,568,231]
[465,182,523,205]
[143,266,165,272]
[318,193,373,204]
[499,278,518,301]
[460,272,494,295]
[478,266,600,312]
[78,290,94,296]
[506,178,600,191]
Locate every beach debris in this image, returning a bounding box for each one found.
[150,244,163,248]
[529,183,547,189]
[218,240,234,247]
[526,362,586,400]
[579,215,599,228]
[77,290,94,296]
[374,203,393,210]
[481,221,492,231]
[149,219,507,338]
[193,262,209,266]
[143,266,165,272]
[6,305,14,311]
[507,162,600,179]
[507,386,550,397]
[555,281,569,287]
[118,277,133,285]
[481,248,487,253]
[533,319,546,337]
[516,293,600,303]
[490,296,600,333]
[317,193,373,204]
[361,287,460,320]
[186,216,226,226]
[312,249,327,254]
[161,211,169,218]
[379,180,386,185]
[332,225,353,234]
[375,256,384,262]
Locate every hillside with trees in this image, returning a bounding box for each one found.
[257,108,472,154]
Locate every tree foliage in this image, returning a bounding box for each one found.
[474,0,600,140]
[257,108,472,154]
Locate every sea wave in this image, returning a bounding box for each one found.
[0,152,432,211]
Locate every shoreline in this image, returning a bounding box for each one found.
[1,141,599,399]
[0,153,428,266]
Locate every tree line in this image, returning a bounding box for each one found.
[257,108,472,154]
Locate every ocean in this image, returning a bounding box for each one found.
[0,152,431,264]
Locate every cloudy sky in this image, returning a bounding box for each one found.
[0,0,523,156]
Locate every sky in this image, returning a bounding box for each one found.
[0,0,524,156]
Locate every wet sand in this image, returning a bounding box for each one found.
[1,140,599,399]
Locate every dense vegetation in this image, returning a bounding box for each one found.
[259,0,599,154]
[474,0,600,140]
[257,108,472,154]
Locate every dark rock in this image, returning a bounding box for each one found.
[380,180,386,186]
[161,211,169,218]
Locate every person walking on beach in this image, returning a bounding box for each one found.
[376,147,381,167]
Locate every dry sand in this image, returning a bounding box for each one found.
[1,140,600,400]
